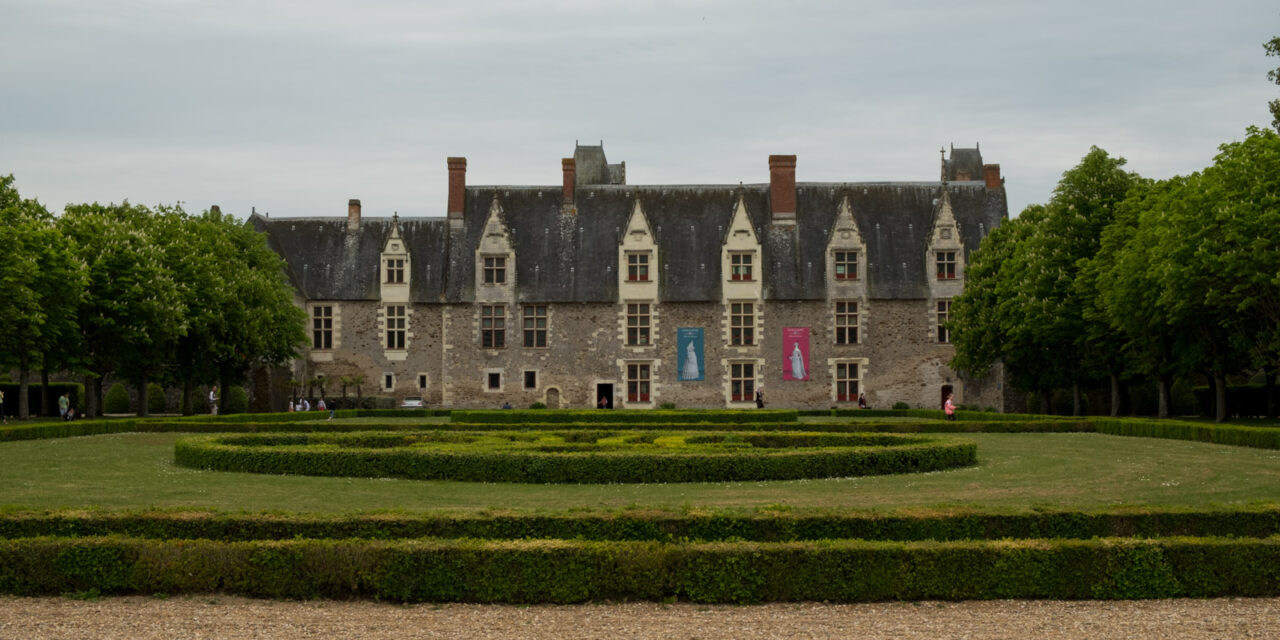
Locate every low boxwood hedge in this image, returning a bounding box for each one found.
[2,535,1277,602]
[173,430,977,484]
[3,506,1278,543]
[452,409,799,424]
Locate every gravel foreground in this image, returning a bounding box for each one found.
[1,596,1279,639]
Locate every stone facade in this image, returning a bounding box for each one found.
[258,143,1010,410]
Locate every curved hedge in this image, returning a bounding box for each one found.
[173,430,977,484]
[3,535,1278,602]
[452,409,799,424]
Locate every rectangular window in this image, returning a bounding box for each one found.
[626,303,650,346]
[483,256,506,285]
[311,305,332,350]
[487,372,501,390]
[835,301,858,345]
[481,305,505,348]
[731,362,755,402]
[383,373,394,391]
[418,374,427,391]
[522,305,547,348]
[835,362,859,402]
[834,251,858,280]
[385,305,406,350]
[524,370,537,389]
[937,300,952,343]
[936,251,957,280]
[730,302,754,346]
[386,258,405,283]
[627,253,650,281]
[627,363,651,402]
[730,253,754,281]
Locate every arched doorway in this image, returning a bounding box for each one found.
[546,387,561,409]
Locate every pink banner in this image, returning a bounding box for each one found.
[782,327,809,381]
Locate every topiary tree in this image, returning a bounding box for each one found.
[104,382,131,414]
[225,386,248,414]
[147,383,166,414]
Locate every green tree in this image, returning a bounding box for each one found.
[0,176,86,419]
[1266,34,1280,131]
[59,202,187,417]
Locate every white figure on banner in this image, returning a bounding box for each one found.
[790,342,807,380]
[682,341,700,380]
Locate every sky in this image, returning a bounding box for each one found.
[2,0,1276,220]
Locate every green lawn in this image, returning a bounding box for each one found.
[1,430,1277,513]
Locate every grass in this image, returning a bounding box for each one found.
[1,430,1277,514]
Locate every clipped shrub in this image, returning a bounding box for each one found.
[225,386,249,415]
[146,383,166,414]
[529,402,547,409]
[892,402,910,410]
[104,383,131,414]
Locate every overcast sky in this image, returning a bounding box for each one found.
[2,0,1275,220]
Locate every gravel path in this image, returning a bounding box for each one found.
[1,596,1278,639]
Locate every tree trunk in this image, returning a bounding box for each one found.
[182,379,193,416]
[1214,371,1227,423]
[40,369,50,417]
[1072,382,1083,417]
[1110,373,1121,417]
[1204,374,1216,418]
[1156,375,1171,419]
[1039,389,1051,415]
[1266,369,1276,419]
[137,376,150,418]
[17,354,30,420]
[84,375,98,418]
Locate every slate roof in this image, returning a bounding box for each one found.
[252,149,1007,304]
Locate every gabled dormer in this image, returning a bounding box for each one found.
[928,185,966,294]
[379,213,410,304]
[826,195,868,300]
[618,199,658,301]
[721,192,762,302]
[475,195,515,304]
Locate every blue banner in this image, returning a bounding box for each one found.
[677,328,704,381]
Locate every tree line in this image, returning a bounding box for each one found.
[949,127,1280,421]
[0,176,307,419]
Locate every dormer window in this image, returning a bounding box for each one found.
[730,253,754,281]
[834,251,858,280]
[936,251,957,280]
[483,256,507,285]
[386,258,404,284]
[627,253,650,281]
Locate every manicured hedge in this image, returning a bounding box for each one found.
[2,535,1278,602]
[173,431,977,484]
[452,409,799,424]
[1092,418,1280,449]
[3,507,1279,543]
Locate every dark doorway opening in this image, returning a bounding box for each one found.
[596,383,614,409]
[940,384,954,410]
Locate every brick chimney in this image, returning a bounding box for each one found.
[562,158,576,205]
[347,199,361,233]
[447,157,467,223]
[983,164,1002,189]
[769,155,797,223]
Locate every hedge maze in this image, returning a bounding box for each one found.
[2,409,1279,602]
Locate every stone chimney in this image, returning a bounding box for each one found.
[447,157,467,224]
[347,199,361,233]
[210,205,221,216]
[562,158,576,204]
[983,164,1002,189]
[769,155,797,224]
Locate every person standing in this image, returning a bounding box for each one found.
[944,393,956,421]
[755,386,765,409]
[0,388,6,424]
[208,386,218,415]
[858,393,869,409]
[58,393,70,420]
